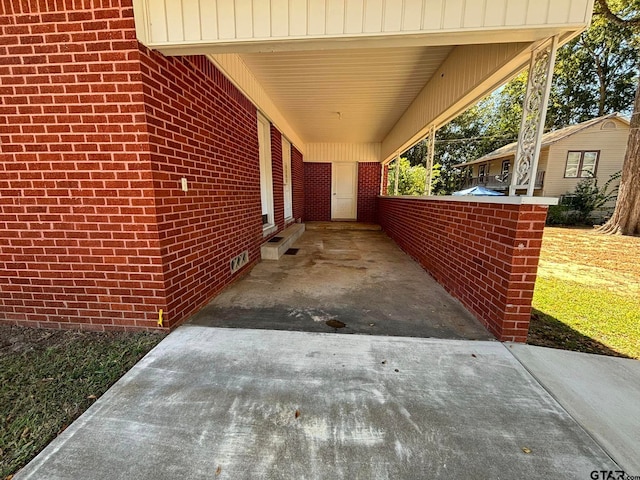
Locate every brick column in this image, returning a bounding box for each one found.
[357,162,381,223]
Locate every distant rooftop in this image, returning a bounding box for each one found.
[453,113,629,167]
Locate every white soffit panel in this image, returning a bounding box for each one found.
[239,46,453,144]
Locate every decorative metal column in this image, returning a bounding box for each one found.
[510,36,558,196]
[423,125,436,196]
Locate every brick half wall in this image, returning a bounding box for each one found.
[378,197,548,342]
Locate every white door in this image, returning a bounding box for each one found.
[331,162,357,220]
[282,138,293,220]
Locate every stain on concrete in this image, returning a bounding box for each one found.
[189,229,493,340]
[325,319,346,330]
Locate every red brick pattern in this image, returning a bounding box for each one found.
[304,163,332,221]
[140,49,263,329]
[0,0,165,331]
[378,198,548,342]
[0,0,293,331]
[357,162,381,223]
[270,125,285,231]
[292,147,304,222]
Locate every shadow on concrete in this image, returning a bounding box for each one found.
[189,228,493,341]
[527,309,630,359]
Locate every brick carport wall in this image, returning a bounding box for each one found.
[0,0,293,331]
[0,0,166,330]
[378,197,549,342]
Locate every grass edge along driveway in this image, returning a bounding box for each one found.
[0,327,164,479]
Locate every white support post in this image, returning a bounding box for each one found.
[510,36,558,196]
[379,162,386,195]
[424,125,436,196]
[393,153,400,195]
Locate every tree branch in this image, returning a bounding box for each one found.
[594,0,640,27]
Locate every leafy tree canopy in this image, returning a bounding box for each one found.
[401,4,638,196]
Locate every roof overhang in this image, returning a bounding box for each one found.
[132,0,595,161]
[453,153,520,168]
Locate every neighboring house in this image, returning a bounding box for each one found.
[454,114,629,210]
[0,0,595,342]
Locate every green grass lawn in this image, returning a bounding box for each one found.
[0,328,164,478]
[531,274,640,359]
[529,227,640,359]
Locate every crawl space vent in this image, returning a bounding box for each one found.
[230,251,249,273]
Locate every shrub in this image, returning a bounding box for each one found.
[546,172,620,226]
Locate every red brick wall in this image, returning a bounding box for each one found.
[0,0,166,331]
[292,147,304,222]
[357,162,381,223]
[378,198,548,342]
[270,125,285,231]
[0,0,293,331]
[139,49,264,329]
[304,163,332,221]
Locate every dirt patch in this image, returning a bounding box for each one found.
[537,261,640,296]
[537,227,640,295]
[0,325,159,358]
[0,326,103,358]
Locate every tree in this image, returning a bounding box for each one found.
[402,98,514,195]
[569,173,621,223]
[598,84,640,234]
[594,0,640,235]
[549,14,637,127]
[386,157,427,196]
[491,4,637,132]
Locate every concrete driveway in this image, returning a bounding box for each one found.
[15,326,623,480]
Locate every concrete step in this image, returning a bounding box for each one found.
[260,223,305,260]
[305,222,381,231]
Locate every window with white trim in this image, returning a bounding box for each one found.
[501,160,510,176]
[564,151,599,178]
[478,164,487,180]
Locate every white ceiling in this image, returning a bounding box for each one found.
[239,46,453,144]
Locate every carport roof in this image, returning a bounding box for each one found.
[238,46,453,144]
[132,0,595,159]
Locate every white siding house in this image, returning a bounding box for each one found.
[455,113,629,209]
